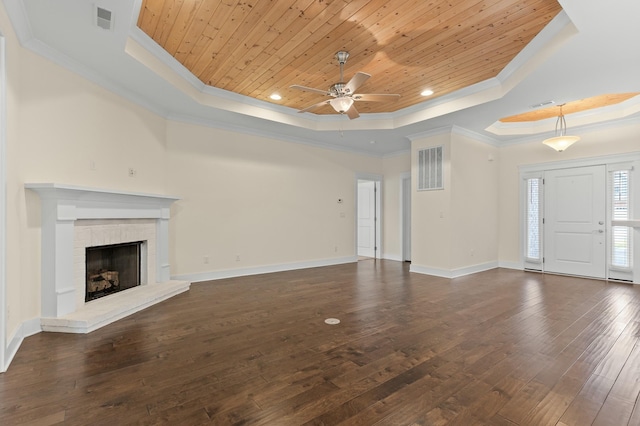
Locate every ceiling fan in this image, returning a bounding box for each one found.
[290,51,400,120]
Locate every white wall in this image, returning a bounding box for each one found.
[410,130,499,276]
[498,120,640,267]
[410,133,453,270]
[450,133,499,269]
[382,151,410,261]
[165,120,386,278]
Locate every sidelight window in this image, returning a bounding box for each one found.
[611,170,632,269]
[523,175,543,270]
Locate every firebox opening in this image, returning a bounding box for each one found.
[86,241,143,302]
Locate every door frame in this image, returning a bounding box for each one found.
[519,152,640,283]
[0,33,7,371]
[355,173,382,259]
[400,172,411,262]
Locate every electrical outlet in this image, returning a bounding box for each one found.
[128,168,137,177]
[235,255,241,262]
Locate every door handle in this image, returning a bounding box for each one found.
[598,221,604,225]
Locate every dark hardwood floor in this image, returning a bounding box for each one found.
[2,261,640,425]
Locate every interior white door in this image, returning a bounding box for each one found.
[544,165,606,278]
[357,180,376,258]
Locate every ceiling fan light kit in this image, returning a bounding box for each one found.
[542,104,580,152]
[329,97,354,113]
[290,51,400,120]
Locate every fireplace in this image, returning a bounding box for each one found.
[26,183,191,333]
[85,241,144,301]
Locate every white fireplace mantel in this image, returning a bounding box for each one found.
[26,183,188,332]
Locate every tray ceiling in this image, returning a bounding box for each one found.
[500,93,640,122]
[137,0,562,115]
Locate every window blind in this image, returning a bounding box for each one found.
[611,170,631,268]
[526,178,541,261]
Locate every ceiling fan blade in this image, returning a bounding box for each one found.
[346,104,360,120]
[353,94,401,102]
[344,72,371,94]
[290,84,331,96]
[298,99,331,113]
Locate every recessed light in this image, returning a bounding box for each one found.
[270,94,282,101]
[421,89,434,97]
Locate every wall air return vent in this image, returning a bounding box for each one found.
[95,6,113,31]
[418,146,443,191]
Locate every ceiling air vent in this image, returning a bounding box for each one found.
[95,6,113,31]
[530,100,555,109]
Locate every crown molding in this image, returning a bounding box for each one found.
[406,125,500,147]
[451,126,501,147]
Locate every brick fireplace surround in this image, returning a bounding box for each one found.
[26,184,190,333]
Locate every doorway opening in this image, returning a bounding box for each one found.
[356,175,382,260]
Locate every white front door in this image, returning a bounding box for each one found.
[357,180,376,258]
[544,165,606,278]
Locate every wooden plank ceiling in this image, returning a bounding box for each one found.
[137,0,562,115]
[500,93,640,122]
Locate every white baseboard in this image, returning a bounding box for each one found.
[410,261,499,279]
[3,317,42,372]
[498,261,523,270]
[172,256,358,283]
[383,254,403,262]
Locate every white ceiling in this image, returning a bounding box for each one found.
[5,0,640,156]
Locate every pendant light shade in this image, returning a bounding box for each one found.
[542,135,580,152]
[329,96,354,114]
[543,105,580,152]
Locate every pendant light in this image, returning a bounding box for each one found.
[543,104,580,152]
